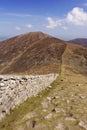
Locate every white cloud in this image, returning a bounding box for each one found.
[66,7,87,25]
[15,27,21,31]
[46,17,62,29]
[26,24,32,28]
[62,26,68,30]
[6,13,31,17]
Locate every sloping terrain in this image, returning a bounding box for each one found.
[0,32,87,130]
[62,42,87,76]
[0,67,87,130]
[0,32,66,74]
[0,32,87,75]
[68,38,87,47]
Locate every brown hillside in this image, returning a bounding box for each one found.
[0,32,87,75]
[0,32,66,74]
[62,42,87,75]
[68,38,87,47]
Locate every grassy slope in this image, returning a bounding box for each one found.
[0,67,87,130]
[62,43,87,76]
[0,33,87,130]
[0,34,66,75]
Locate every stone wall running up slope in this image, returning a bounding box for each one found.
[0,73,58,121]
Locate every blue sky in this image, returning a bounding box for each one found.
[0,0,87,40]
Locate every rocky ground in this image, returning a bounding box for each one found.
[0,70,87,130]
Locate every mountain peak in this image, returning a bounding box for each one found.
[17,31,51,40]
[0,32,87,75]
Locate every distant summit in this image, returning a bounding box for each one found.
[0,36,7,41]
[68,38,87,47]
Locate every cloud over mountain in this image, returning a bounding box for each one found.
[26,24,32,28]
[15,27,21,31]
[66,7,87,25]
[46,17,62,29]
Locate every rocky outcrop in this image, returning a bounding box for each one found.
[0,73,58,121]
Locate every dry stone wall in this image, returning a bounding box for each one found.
[0,73,58,121]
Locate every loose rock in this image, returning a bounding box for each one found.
[55,123,69,130]
[79,121,87,130]
[44,113,53,119]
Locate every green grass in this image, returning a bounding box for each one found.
[0,68,87,130]
[0,76,59,130]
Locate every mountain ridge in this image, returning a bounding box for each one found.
[68,38,87,47]
[0,32,87,75]
[0,32,87,130]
